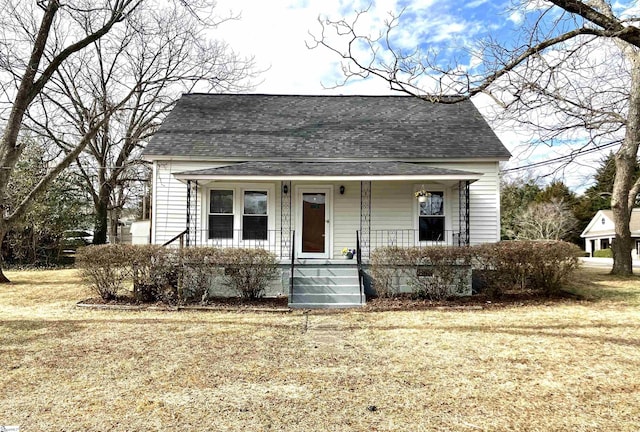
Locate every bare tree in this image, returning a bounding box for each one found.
[27,2,254,244]
[310,0,640,275]
[515,199,578,241]
[0,0,149,282]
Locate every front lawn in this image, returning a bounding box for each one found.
[0,268,639,431]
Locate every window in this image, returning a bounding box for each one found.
[600,238,610,249]
[243,191,268,240]
[209,190,233,239]
[419,191,445,241]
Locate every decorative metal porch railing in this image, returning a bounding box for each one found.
[358,229,463,259]
[190,229,288,258]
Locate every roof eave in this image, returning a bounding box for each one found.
[143,155,510,163]
[173,173,482,182]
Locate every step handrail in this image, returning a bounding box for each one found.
[356,230,364,304]
[289,231,295,299]
[162,229,188,248]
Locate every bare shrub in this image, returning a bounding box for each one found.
[472,241,582,297]
[130,246,179,304]
[179,247,223,303]
[524,241,583,295]
[217,249,278,299]
[370,247,406,297]
[371,246,472,300]
[76,245,135,301]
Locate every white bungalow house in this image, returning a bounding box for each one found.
[142,94,510,307]
[581,209,640,258]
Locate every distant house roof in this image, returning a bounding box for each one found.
[581,208,640,237]
[143,94,511,161]
[174,161,482,181]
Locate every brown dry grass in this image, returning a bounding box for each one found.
[1,267,639,431]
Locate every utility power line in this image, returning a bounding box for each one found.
[502,142,619,173]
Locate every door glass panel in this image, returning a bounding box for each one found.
[302,193,325,253]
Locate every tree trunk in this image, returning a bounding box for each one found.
[611,53,640,275]
[93,186,110,245]
[0,229,11,283]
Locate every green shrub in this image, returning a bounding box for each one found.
[593,249,613,258]
[371,246,472,300]
[217,249,279,299]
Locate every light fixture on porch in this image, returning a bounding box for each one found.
[339,185,345,195]
[283,184,289,194]
[415,188,431,203]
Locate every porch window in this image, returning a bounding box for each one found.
[243,191,268,240]
[419,191,445,241]
[600,238,610,249]
[209,190,233,239]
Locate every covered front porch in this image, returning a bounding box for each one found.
[174,161,478,262]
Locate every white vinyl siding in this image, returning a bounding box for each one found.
[432,162,501,245]
[332,181,360,257]
[153,161,206,245]
[152,161,502,252]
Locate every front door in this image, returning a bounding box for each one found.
[297,187,331,258]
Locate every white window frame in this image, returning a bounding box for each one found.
[207,188,235,240]
[413,185,449,244]
[203,183,276,248]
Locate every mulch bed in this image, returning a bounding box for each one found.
[361,291,582,311]
[78,291,582,312]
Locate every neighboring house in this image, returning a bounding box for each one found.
[142,94,510,307]
[581,209,640,258]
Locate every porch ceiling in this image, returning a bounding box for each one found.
[173,161,482,182]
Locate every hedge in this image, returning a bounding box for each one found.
[371,241,582,299]
[472,240,582,297]
[76,245,278,303]
[593,249,613,258]
[371,246,472,300]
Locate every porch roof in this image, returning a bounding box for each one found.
[173,161,482,182]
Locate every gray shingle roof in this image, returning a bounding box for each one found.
[144,94,511,160]
[174,161,481,178]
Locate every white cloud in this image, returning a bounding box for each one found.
[507,10,524,24]
[207,0,625,192]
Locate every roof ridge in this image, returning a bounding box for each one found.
[181,93,461,99]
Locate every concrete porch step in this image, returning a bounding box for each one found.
[290,283,360,294]
[292,276,360,286]
[293,266,358,277]
[288,264,364,309]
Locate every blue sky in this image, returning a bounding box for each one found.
[211,0,639,191]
